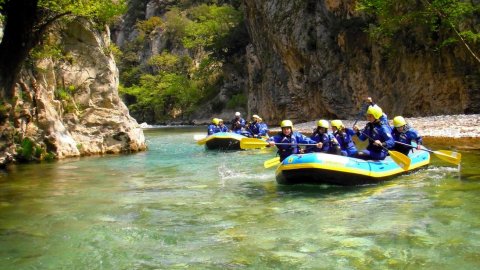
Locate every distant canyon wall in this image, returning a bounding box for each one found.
[243,0,480,124]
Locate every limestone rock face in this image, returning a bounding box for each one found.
[0,18,146,166]
[243,0,480,124]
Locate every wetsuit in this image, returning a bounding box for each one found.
[268,131,317,161]
[356,121,395,160]
[392,125,423,156]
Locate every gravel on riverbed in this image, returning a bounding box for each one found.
[273,114,480,138]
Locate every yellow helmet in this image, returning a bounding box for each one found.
[331,120,344,129]
[393,116,407,127]
[280,120,293,128]
[317,120,329,129]
[366,105,383,120]
[212,118,220,125]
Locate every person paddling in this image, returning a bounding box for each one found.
[391,116,423,155]
[217,119,229,133]
[248,115,269,138]
[207,118,220,135]
[366,97,391,131]
[353,105,395,160]
[230,112,246,134]
[331,120,357,157]
[306,120,338,154]
[267,120,321,161]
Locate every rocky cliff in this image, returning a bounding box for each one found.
[112,0,248,125]
[243,0,480,124]
[0,19,146,167]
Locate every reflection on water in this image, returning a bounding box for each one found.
[1,127,480,269]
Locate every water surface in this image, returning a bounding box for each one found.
[1,127,479,269]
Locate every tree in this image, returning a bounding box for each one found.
[0,0,126,100]
[357,0,480,63]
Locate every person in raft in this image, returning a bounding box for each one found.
[391,116,423,156]
[207,118,220,135]
[267,120,321,161]
[365,96,391,131]
[217,119,229,133]
[330,120,358,157]
[306,119,340,154]
[248,115,269,138]
[230,112,246,134]
[353,105,395,160]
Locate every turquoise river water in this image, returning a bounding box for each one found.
[1,127,480,269]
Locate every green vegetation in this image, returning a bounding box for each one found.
[38,0,127,25]
[357,0,480,61]
[226,93,247,109]
[118,3,246,121]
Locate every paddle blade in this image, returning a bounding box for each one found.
[433,150,462,165]
[240,138,269,149]
[388,150,411,170]
[196,137,208,145]
[194,134,207,141]
[264,157,280,168]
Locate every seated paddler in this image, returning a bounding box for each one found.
[217,119,229,133]
[230,112,246,134]
[248,115,269,138]
[330,120,357,157]
[391,116,423,155]
[207,118,220,135]
[353,105,395,160]
[267,120,321,161]
[306,119,339,154]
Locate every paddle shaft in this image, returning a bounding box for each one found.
[273,143,317,146]
[394,140,461,165]
[358,130,391,152]
[394,141,427,151]
[353,102,369,127]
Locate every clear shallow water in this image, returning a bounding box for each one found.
[1,127,479,269]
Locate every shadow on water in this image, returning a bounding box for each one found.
[240,180,393,199]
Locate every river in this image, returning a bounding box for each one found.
[1,126,479,269]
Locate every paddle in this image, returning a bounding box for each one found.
[240,138,318,150]
[194,134,207,141]
[264,157,280,168]
[358,131,411,170]
[196,135,208,145]
[353,102,369,127]
[394,141,461,165]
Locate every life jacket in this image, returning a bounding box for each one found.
[392,125,422,155]
[361,122,394,153]
[309,129,335,153]
[269,131,316,161]
[218,125,228,132]
[207,124,218,135]
[231,117,246,131]
[334,128,357,154]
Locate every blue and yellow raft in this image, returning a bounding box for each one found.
[276,151,430,186]
[203,132,246,150]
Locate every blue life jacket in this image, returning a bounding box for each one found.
[207,124,218,135]
[308,130,335,153]
[358,121,395,159]
[231,117,246,132]
[334,128,358,157]
[268,131,316,161]
[218,125,229,133]
[249,122,269,137]
[392,125,422,155]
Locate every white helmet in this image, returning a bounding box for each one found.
[235,112,241,117]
